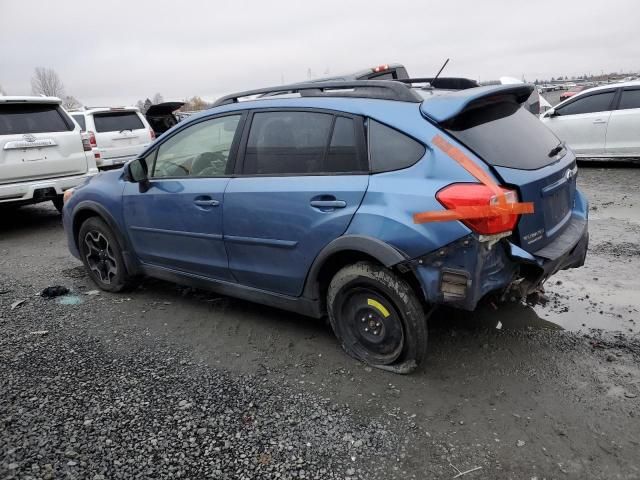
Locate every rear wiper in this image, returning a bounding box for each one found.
[548,142,565,158]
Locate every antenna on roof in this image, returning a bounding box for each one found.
[432,58,450,85]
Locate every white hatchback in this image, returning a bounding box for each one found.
[541,80,640,159]
[69,107,155,169]
[0,96,98,212]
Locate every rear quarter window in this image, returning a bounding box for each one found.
[0,103,73,135]
[93,111,144,132]
[368,119,425,173]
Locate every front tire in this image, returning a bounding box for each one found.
[78,217,130,292]
[327,262,428,374]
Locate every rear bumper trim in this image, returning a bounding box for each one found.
[0,172,96,203]
[531,215,587,260]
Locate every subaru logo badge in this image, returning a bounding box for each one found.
[23,134,36,142]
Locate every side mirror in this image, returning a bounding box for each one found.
[125,157,148,183]
[546,108,558,118]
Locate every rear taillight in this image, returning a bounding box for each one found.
[88,131,97,147]
[80,133,91,152]
[149,128,156,140]
[436,183,521,235]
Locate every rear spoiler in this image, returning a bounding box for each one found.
[420,84,535,123]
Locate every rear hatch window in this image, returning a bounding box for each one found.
[0,103,73,135]
[93,111,144,132]
[440,97,577,254]
[443,99,560,170]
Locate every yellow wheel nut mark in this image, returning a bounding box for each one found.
[367,298,390,318]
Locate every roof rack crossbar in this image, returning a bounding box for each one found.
[212,80,423,106]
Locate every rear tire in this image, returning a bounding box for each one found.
[52,195,64,213]
[327,262,428,374]
[78,217,131,292]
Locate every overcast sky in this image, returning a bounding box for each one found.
[1,0,638,106]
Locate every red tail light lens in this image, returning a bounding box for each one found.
[80,133,91,152]
[88,131,97,147]
[436,183,521,235]
[149,128,156,140]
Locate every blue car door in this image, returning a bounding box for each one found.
[122,113,245,280]
[223,110,369,296]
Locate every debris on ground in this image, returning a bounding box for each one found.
[57,295,83,306]
[41,285,70,298]
[85,290,100,296]
[10,299,25,310]
[30,330,49,336]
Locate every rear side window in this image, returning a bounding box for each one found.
[326,117,362,172]
[93,111,144,132]
[244,111,333,175]
[556,91,615,116]
[0,103,73,135]
[369,119,425,173]
[71,114,86,130]
[619,89,640,110]
[445,99,560,170]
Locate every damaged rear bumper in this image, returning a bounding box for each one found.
[404,208,589,312]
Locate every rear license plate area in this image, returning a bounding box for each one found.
[543,182,571,230]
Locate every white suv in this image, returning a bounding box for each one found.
[0,96,98,212]
[69,107,155,169]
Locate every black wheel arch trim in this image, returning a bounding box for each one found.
[302,235,409,300]
[72,200,139,274]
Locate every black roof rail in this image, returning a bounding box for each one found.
[396,77,480,90]
[211,80,423,107]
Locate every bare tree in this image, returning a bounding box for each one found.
[152,93,164,105]
[182,96,207,111]
[62,95,82,110]
[31,67,65,97]
[136,100,145,112]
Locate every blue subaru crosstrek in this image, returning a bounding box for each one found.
[62,80,588,373]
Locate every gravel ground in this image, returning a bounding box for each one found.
[1,165,640,479]
[1,289,418,480]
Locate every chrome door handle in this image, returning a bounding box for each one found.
[194,199,220,207]
[310,200,347,208]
